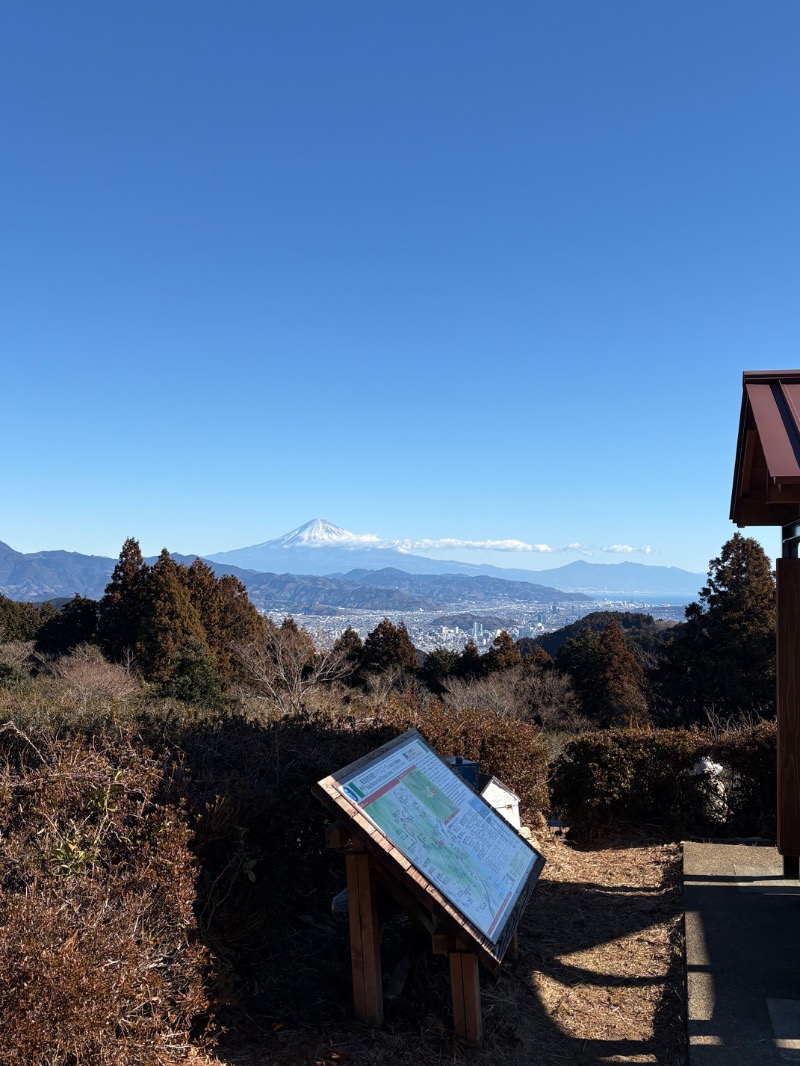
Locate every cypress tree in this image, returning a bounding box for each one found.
[483,630,523,674]
[653,532,776,723]
[558,620,648,726]
[360,619,418,677]
[136,550,209,683]
[97,538,149,661]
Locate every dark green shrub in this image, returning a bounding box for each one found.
[552,722,780,841]
[551,727,710,837]
[162,638,223,704]
[712,719,776,837]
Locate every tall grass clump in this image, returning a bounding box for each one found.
[0,723,213,1065]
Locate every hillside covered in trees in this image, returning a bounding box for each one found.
[0,532,777,730]
[0,532,778,1063]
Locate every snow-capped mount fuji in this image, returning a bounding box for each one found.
[261,519,366,549]
[207,518,705,596]
[208,518,453,575]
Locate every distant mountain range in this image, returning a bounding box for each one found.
[207,518,500,577]
[0,540,115,601]
[337,568,589,605]
[207,519,704,595]
[528,559,705,596]
[0,518,705,607]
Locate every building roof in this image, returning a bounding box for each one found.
[731,370,800,527]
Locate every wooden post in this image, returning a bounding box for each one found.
[504,931,519,962]
[777,558,800,875]
[346,842,383,1026]
[449,942,482,1046]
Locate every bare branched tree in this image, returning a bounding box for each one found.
[442,664,587,734]
[235,621,351,716]
[47,644,140,708]
[0,640,34,669]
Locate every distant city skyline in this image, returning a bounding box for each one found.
[2,4,796,574]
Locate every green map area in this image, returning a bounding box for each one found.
[398,767,457,821]
[364,768,508,934]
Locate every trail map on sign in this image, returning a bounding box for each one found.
[338,735,536,941]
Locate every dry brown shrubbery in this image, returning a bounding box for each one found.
[0,640,34,668]
[41,642,141,708]
[372,695,550,815]
[0,660,554,1062]
[0,724,212,1065]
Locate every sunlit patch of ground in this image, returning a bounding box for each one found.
[519,835,686,1064]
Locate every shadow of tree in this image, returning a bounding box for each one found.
[504,868,686,1064]
[152,713,685,1065]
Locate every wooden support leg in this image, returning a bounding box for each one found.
[346,846,383,1027]
[504,931,519,962]
[449,948,482,1046]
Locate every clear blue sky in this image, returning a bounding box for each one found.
[2,2,798,574]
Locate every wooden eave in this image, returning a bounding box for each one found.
[731,371,800,527]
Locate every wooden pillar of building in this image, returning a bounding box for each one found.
[730,374,800,876]
[777,556,800,877]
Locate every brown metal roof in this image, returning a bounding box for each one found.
[731,370,800,527]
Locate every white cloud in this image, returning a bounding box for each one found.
[319,526,655,558]
[395,537,558,553]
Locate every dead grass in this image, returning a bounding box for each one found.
[519,832,686,1064]
[206,829,687,1066]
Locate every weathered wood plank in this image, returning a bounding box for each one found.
[325,820,352,849]
[449,949,482,1046]
[346,851,383,1027]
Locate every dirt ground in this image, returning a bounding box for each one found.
[204,827,687,1066]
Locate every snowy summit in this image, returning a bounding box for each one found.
[268,519,365,548]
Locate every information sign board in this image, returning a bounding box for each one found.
[314,728,545,969]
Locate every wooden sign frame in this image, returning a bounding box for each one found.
[313,728,545,972]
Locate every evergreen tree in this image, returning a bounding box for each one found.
[184,559,221,645]
[213,572,263,680]
[653,532,776,723]
[163,637,223,704]
[97,537,149,660]
[420,647,461,693]
[0,595,57,643]
[97,540,261,689]
[135,550,209,683]
[517,639,554,670]
[332,627,363,683]
[456,639,484,681]
[483,630,523,674]
[359,619,418,677]
[35,595,99,656]
[558,619,648,726]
